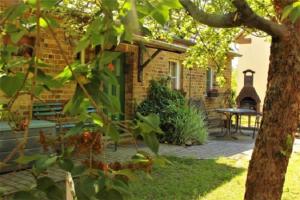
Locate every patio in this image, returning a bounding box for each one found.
[1,131,300,199]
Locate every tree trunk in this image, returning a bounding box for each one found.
[244,31,300,200]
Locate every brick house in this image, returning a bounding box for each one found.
[0,0,236,121]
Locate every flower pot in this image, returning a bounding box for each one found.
[207,90,219,97]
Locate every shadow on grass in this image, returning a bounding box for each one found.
[129,156,245,200]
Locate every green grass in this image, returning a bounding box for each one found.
[129,153,300,200]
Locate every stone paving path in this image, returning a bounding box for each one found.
[1,135,300,198]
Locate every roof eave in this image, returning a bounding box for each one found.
[132,34,188,53]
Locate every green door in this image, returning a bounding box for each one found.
[103,55,125,120]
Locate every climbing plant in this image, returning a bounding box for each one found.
[0,0,180,199]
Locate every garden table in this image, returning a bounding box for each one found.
[215,108,257,138]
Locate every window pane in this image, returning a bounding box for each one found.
[170,62,177,76]
[206,68,213,91]
[171,78,177,90]
[169,61,180,90]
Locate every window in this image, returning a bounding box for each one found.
[206,68,214,91]
[76,48,96,64]
[169,61,181,90]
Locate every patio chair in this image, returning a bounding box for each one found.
[188,99,227,136]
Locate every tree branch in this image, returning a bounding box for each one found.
[179,0,242,28]
[179,0,288,38]
[232,0,287,38]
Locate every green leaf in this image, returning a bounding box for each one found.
[162,0,182,9]
[75,38,90,53]
[71,165,86,176]
[35,68,61,88]
[90,33,104,46]
[290,7,300,23]
[152,156,172,167]
[13,191,38,200]
[6,57,31,69]
[100,68,119,85]
[36,177,64,200]
[100,51,122,65]
[26,0,37,6]
[142,131,159,154]
[107,124,120,142]
[137,113,163,134]
[45,185,64,200]
[58,158,74,171]
[282,2,300,23]
[97,189,124,200]
[10,29,26,43]
[91,113,104,126]
[63,87,88,116]
[113,169,137,181]
[36,177,56,191]
[39,17,48,28]
[80,176,99,197]
[99,92,121,113]
[0,72,25,97]
[102,0,119,9]
[4,3,28,21]
[15,154,43,165]
[55,67,73,84]
[64,123,84,137]
[282,5,294,20]
[43,16,59,28]
[34,156,57,172]
[0,187,5,196]
[34,85,44,96]
[151,9,168,25]
[131,152,147,160]
[64,146,75,157]
[41,0,58,8]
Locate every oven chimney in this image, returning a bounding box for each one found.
[244,69,255,86]
[236,69,261,112]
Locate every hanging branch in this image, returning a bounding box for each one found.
[179,0,287,38]
[2,0,42,165]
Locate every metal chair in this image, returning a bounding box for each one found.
[188,98,227,136]
[252,113,262,139]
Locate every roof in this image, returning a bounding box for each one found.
[132,34,188,53]
[132,34,242,57]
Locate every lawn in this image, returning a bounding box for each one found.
[129,153,300,200]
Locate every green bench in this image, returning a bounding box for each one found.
[32,102,96,130]
[33,102,119,150]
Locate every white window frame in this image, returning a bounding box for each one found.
[207,68,214,91]
[169,60,181,90]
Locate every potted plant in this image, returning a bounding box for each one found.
[2,34,35,56]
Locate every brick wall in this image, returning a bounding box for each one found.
[126,46,232,119]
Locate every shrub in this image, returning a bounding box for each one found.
[136,79,207,145]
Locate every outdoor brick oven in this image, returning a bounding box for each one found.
[236,69,261,112]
